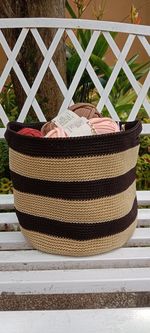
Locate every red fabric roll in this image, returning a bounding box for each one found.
[18,128,43,137]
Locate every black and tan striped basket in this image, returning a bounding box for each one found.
[5,120,142,256]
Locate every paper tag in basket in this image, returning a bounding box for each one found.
[52,109,79,128]
[64,117,89,136]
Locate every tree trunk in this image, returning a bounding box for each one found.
[0,0,66,119]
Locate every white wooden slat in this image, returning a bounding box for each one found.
[138,36,150,56]
[103,31,150,117]
[97,34,135,111]
[0,128,6,138]
[126,228,150,246]
[128,71,150,121]
[0,267,150,294]
[0,192,149,210]
[1,309,150,333]
[142,124,150,135]
[66,29,119,120]
[0,228,150,251]
[0,247,150,271]
[0,18,150,36]
[17,28,64,122]
[58,31,100,114]
[0,212,18,231]
[137,209,150,226]
[137,191,150,205]
[0,231,31,250]
[31,28,73,103]
[0,29,28,92]
[0,30,46,123]
[0,104,9,127]
[0,194,14,210]
[0,212,18,225]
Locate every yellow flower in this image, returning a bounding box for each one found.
[131,4,141,24]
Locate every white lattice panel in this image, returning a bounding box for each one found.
[0,18,150,137]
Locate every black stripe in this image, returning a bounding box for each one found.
[5,121,142,158]
[15,198,137,240]
[11,168,136,200]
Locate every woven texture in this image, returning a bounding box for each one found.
[5,120,142,256]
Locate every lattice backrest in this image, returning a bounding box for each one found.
[0,18,150,138]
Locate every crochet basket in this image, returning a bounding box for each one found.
[5,120,142,256]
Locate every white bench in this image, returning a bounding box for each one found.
[0,18,150,310]
[0,192,150,297]
[0,308,150,333]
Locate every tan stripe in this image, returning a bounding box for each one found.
[21,219,137,256]
[9,146,139,181]
[14,182,136,223]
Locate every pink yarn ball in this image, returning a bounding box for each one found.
[89,118,120,134]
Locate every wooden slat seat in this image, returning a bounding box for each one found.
[0,308,150,333]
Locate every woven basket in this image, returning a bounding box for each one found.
[5,120,142,256]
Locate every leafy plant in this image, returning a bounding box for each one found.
[0,177,13,194]
[0,83,19,127]
[0,140,9,177]
[66,2,150,121]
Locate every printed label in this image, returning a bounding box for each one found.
[52,109,79,128]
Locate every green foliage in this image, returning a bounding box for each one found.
[0,177,13,194]
[0,139,9,177]
[136,152,150,190]
[136,134,150,190]
[0,83,19,127]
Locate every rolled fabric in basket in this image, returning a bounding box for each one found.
[41,103,101,136]
[5,120,142,256]
[44,118,120,138]
[89,118,120,134]
[45,127,67,138]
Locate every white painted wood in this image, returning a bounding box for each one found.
[103,31,150,118]
[0,231,31,250]
[0,104,9,127]
[126,228,150,246]
[137,209,150,226]
[31,28,73,104]
[137,191,150,205]
[0,247,150,271]
[128,71,150,121]
[18,28,64,122]
[0,194,14,210]
[0,18,150,36]
[0,30,46,122]
[97,34,135,111]
[0,128,6,138]
[0,212,18,225]
[0,29,28,92]
[142,124,150,135]
[59,31,100,114]
[138,36,150,56]
[0,212,18,231]
[1,309,150,333]
[0,267,150,294]
[0,228,150,251]
[66,29,119,120]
